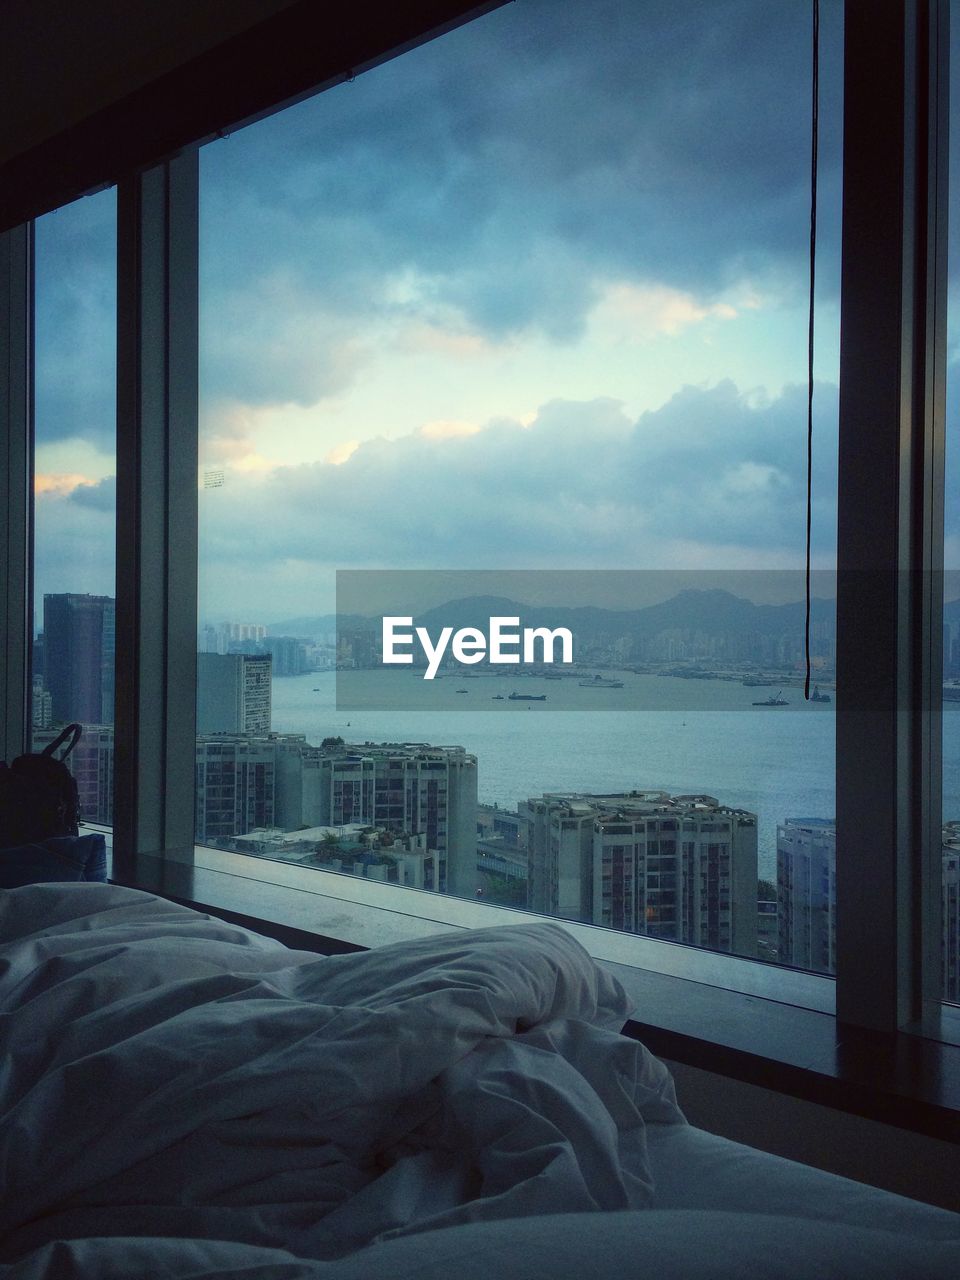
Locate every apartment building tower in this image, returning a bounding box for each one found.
[776,818,836,975]
[316,742,478,896]
[522,790,759,957]
[196,652,272,734]
[195,736,278,843]
[778,818,960,1002]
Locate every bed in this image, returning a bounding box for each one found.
[1,881,958,1278]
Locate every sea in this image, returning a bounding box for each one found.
[271,670,960,882]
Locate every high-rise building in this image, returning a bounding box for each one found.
[778,819,960,1001]
[522,790,759,957]
[336,629,378,668]
[196,653,272,734]
[777,819,836,974]
[194,732,323,844]
[32,675,52,729]
[43,593,115,725]
[198,625,224,654]
[316,742,478,895]
[194,735,477,895]
[195,735,278,843]
[226,622,267,643]
[946,621,960,677]
[263,635,308,676]
[944,823,960,1004]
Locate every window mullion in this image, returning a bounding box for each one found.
[0,223,32,764]
[113,153,199,879]
[837,0,947,1032]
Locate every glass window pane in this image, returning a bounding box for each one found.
[198,0,841,972]
[33,191,117,828]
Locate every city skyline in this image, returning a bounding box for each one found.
[21,0,960,988]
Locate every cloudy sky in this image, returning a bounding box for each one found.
[31,0,959,626]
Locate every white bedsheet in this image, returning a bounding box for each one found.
[0,882,678,1263]
[6,1213,960,1280]
[3,882,960,1280]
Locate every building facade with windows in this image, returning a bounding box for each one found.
[523,790,758,956]
[779,818,960,1002]
[195,735,278,844]
[317,743,478,896]
[777,818,837,975]
[196,653,272,735]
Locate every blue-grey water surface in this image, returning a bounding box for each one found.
[272,671,960,880]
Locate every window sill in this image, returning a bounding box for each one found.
[111,845,960,1147]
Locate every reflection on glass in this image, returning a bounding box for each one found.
[32,190,117,828]
[197,0,845,968]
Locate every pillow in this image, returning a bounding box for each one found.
[0,833,107,889]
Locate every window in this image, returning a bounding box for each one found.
[32,191,117,827]
[195,0,842,980]
[0,0,953,1046]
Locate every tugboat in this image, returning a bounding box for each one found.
[456,688,469,694]
[509,692,547,701]
[811,685,831,703]
[752,690,789,706]
[578,674,624,688]
[492,694,505,700]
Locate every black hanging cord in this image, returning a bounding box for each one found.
[805,0,819,701]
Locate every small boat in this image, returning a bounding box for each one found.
[753,691,789,706]
[456,688,469,694]
[492,694,505,700]
[509,692,546,701]
[811,685,831,703]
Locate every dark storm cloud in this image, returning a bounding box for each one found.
[69,475,116,512]
[34,189,117,447]
[200,0,844,404]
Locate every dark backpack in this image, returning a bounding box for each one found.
[0,724,83,850]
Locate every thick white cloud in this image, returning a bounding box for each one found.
[35,191,116,450]
[34,486,116,623]
[195,380,840,619]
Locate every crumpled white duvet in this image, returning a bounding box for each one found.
[0,882,682,1264]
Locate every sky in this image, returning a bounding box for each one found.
[30,0,960,627]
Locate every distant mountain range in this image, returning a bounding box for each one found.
[267,614,367,637]
[270,590,960,642]
[269,588,849,642]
